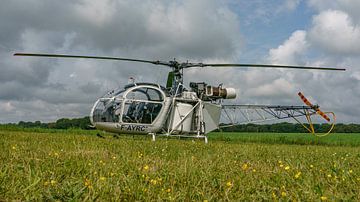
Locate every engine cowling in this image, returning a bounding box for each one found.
[189,82,236,100]
[207,86,236,99]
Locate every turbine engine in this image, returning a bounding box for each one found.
[189,82,236,100]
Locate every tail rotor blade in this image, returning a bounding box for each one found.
[298,92,313,107]
[298,92,331,122]
[316,110,331,122]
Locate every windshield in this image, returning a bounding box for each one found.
[92,85,165,124]
[122,87,164,124]
[102,88,125,98]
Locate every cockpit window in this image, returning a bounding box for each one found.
[123,87,164,124]
[126,87,163,101]
[103,88,125,98]
[91,86,165,125]
[122,101,162,124]
[92,98,122,123]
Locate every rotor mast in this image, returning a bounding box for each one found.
[168,60,186,95]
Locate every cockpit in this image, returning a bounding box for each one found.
[90,83,168,125]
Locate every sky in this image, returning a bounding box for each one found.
[0,0,359,123]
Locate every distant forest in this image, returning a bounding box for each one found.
[3,117,93,130]
[1,117,360,133]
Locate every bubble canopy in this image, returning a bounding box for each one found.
[90,83,168,125]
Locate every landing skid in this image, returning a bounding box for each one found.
[148,133,208,143]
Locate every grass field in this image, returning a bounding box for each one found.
[1,129,359,201]
[209,132,360,146]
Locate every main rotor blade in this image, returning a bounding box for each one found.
[14,53,346,71]
[14,53,170,66]
[186,63,346,71]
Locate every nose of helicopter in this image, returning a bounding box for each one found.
[89,99,100,127]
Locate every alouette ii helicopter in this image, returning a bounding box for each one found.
[14,53,345,143]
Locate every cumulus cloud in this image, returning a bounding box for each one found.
[247,78,295,98]
[309,10,360,55]
[1,0,359,124]
[0,0,242,122]
[268,30,309,64]
[264,0,360,123]
[308,0,360,20]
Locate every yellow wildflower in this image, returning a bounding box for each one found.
[166,188,171,193]
[349,170,353,174]
[84,178,92,189]
[281,192,287,197]
[279,164,284,168]
[150,179,157,185]
[11,146,16,150]
[294,171,301,179]
[242,163,248,170]
[112,156,117,160]
[320,196,327,201]
[100,176,106,181]
[50,180,57,185]
[143,165,149,171]
[284,166,290,170]
[327,174,332,178]
[226,181,233,187]
[310,164,314,168]
[44,181,49,186]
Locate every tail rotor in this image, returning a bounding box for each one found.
[297,92,335,136]
[298,92,331,122]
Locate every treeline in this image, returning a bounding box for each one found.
[4,117,92,130]
[220,122,360,133]
[1,117,360,133]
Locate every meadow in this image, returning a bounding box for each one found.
[0,129,359,201]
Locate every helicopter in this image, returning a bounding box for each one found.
[14,53,345,143]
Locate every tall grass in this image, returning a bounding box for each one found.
[209,132,360,147]
[0,130,359,201]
